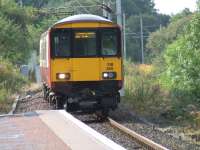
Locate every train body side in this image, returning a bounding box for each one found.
[40,31,51,87]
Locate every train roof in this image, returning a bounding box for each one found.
[53,14,112,26]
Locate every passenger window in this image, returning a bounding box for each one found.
[52,30,71,57]
[102,30,118,56]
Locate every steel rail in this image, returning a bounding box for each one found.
[108,118,169,150]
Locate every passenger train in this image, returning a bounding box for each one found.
[40,14,123,117]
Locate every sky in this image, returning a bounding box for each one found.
[154,0,197,15]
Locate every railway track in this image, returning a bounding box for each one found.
[14,90,168,149]
[14,91,53,114]
[12,89,200,150]
[73,113,168,150]
[108,118,168,150]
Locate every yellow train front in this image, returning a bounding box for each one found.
[40,14,123,116]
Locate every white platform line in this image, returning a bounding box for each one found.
[59,110,126,150]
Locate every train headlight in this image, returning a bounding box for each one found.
[103,72,109,78]
[102,72,116,79]
[56,73,70,80]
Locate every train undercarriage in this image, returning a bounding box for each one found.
[42,81,121,118]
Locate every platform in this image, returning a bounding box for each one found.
[0,110,125,150]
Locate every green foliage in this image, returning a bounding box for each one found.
[124,60,168,117]
[0,59,26,113]
[146,12,192,62]
[165,13,200,99]
[0,88,11,113]
[123,1,170,62]
[20,0,49,8]
[1,0,34,27]
[0,0,37,64]
[0,59,26,92]
[197,0,200,11]
[0,14,30,64]
[127,13,169,62]
[0,0,57,64]
[170,8,192,22]
[0,89,8,103]
[122,0,155,17]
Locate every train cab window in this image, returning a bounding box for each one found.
[101,30,118,56]
[73,31,97,57]
[51,30,71,58]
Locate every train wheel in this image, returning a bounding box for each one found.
[55,96,63,110]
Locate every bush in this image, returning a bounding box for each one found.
[0,59,26,113]
[124,60,169,117]
[165,13,200,99]
[160,14,200,126]
[0,59,26,92]
[0,89,11,113]
[146,13,192,63]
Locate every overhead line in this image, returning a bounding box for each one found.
[74,0,90,14]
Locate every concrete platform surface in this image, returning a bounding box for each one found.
[0,110,125,150]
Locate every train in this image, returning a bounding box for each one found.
[40,14,123,117]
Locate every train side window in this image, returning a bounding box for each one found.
[101,30,118,56]
[52,30,71,58]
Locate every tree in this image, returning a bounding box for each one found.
[0,0,46,64]
[197,0,200,10]
[0,14,30,64]
[165,13,200,98]
[15,0,49,8]
[146,11,192,62]
[126,13,169,62]
[121,0,170,62]
[122,0,155,17]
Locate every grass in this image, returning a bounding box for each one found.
[0,59,27,114]
[124,60,170,119]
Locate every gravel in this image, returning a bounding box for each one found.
[14,90,53,114]
[109,103,200,150]
[74,114,144,150]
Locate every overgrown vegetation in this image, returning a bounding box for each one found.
[124,2,200,144]
[0,0,55,113]
[146,9,192,62]
[124,61,170,119]
[163,13,200,127]
[0,59,26,113]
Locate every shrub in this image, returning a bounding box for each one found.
[0,59,26,92]
[0,89,11,113]
[160,14,200,125]
[0,59,26,113]
[165,13,200,99]
[124,60,169,117]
